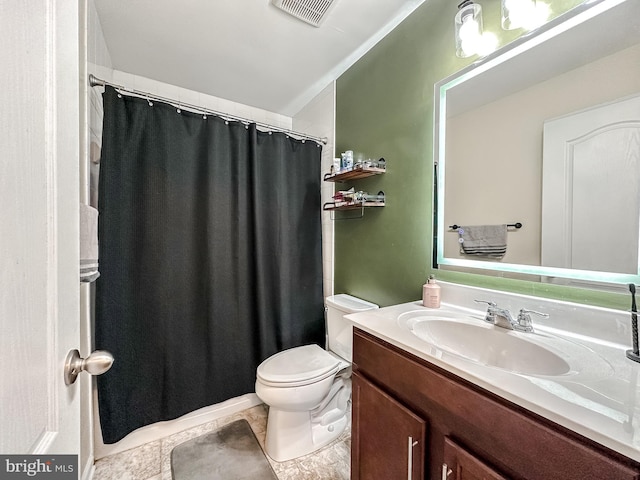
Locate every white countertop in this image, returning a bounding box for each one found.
[344,282,640,462]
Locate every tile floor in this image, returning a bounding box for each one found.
[92,404,351,480]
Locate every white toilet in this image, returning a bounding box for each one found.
[255,294,378,462]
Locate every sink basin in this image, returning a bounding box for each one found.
[397,310,571,376]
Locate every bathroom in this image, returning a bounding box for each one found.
[3,0,640,478]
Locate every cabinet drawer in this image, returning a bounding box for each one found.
[353,328,640,480]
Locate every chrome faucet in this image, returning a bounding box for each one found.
[475,300,548,332]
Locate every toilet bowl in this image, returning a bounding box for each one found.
[255,294,378,462]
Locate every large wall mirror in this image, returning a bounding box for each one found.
[434,0,640,290]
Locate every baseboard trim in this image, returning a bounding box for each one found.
[93,393,262,460]
[81,455,95,480]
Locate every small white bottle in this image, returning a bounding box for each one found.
[422,274,441,308]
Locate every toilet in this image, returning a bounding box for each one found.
[255,294,378,462]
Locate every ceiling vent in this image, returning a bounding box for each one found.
[271,0,338,27]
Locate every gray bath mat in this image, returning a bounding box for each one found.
[171,419,278,480]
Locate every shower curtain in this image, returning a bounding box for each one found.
[95,86,324,444]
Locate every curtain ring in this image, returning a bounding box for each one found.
[176,103,182,114]
[203,114,207,120]
[146,96,153,107]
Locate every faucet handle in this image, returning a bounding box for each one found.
[474,299,497,308]
[474,300,498,323]
[515,309,549,333]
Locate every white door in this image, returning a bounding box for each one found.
[0,0,81,460]
[541,94,640,274]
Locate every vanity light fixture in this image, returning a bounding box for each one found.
[455,0,483,57]
[501,0,550,31]
[455,0,498,58]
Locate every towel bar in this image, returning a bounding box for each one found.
[449,222,522,230]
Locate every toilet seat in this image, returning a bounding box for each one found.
[256,344,341,387]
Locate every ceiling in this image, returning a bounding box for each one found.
[94,0,428,117]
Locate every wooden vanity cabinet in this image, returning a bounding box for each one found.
[351,328,640,480]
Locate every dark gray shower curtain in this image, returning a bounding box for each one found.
[95,86,324,444]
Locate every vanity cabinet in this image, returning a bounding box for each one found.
[351,328,640,480]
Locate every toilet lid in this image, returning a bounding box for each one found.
[257,344,341,386]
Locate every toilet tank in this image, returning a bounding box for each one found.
[325,294,378,362]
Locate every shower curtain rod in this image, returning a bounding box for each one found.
[88,74,328,145]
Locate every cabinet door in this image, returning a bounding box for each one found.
[443,437,507,480]
[352,371,427,480]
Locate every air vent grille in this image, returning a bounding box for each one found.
[271,0,337,27]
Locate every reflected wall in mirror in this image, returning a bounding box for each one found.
[435,0,640,288]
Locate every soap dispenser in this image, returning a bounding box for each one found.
[422,275,441,308]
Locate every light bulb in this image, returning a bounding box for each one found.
[502,0,549,31]
[459,16,481,43]
[455,1,484,58]
[476,32,498,57]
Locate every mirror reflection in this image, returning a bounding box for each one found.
[435,0,640,287]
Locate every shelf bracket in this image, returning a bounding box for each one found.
[329,204,366,220]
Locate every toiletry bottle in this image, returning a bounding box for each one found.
[332,157,341,175]
[422,275,441,308]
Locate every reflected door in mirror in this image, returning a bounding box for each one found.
[542,94,640,274]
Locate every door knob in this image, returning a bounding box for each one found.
[64,349,114,385]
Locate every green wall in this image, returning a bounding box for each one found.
[334,0,628,310]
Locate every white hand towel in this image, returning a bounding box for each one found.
[80,204,100,282]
